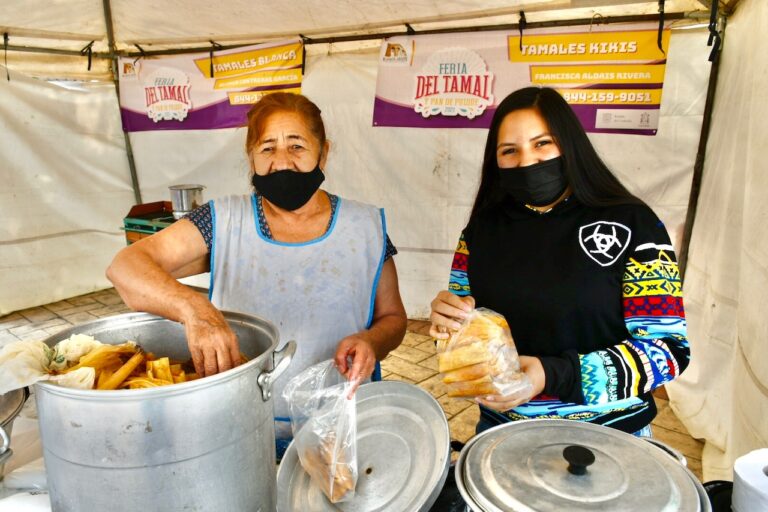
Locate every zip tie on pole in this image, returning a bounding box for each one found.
[657,0,666,55]
[209,40,222,78]
[518,11,527,52]
[589,13,604,32]
[3,32,9,81]
[707,0,721,63]
[133,43,146,66]
[80,40,95,71]
[299,35,309,75]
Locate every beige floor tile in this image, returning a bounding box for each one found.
[400,332,432,348]
[18,307,58,323]
[449,404,480,443]
[383,373,416,385]
[420,354,439,372]
[389,344,432,364]
[0,330,21,348]
[54,303,104,318]
[91,290,125,306]
[654,398,695,436]
[0,313,29,330]
[380,355,437,383]
[651,426,704,465]
[66,296,98,307]
[16,329,50,342]
[418,373,452,399]
[437,394,473,419]
[62,311,99,325]
[414,340,437,354]
[42,300,78,313]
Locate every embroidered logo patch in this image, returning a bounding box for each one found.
[579,221,632,267]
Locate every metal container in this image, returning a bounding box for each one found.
[455,420,711,512]
[277,381,451,511]
[169,184,205,218]
[0,387,29,480]
[36,311,294,512]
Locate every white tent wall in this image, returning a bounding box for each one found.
[124,29,711,319]
[668,0,768,481]
[0,73,135,315]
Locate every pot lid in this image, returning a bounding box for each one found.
[277,380,450,511]
[0,387,27,428]
[458,419,701,512]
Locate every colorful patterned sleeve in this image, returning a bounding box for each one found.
[578,223,690,406]
[448,233,471,297]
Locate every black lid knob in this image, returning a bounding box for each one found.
[563,445,595,476]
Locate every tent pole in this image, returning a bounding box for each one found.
[102,0,142,204]
[677,19,725,282]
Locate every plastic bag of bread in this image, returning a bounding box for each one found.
[283,360,357,503]
[437,308,533,399]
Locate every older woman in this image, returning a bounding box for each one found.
[107,93,406,451]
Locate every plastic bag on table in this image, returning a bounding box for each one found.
[436,307,533,399]
[283,360,357,503]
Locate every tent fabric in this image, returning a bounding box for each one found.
[1,28,711,318]
[668,0,768,482]
[0,72,135,315]
[2,1,709,53]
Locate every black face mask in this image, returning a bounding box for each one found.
[497,156,568,207]
[251,164,325,211]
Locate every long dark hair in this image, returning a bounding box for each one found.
[469,87,642,223]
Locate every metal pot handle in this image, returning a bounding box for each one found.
[0,424,12,466]
[257,341,296,402]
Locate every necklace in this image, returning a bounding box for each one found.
[524,203,554,214]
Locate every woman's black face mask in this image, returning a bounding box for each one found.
[497,156,568,207]
[251,163,325,211]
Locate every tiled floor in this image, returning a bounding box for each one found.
[0,289,704,481]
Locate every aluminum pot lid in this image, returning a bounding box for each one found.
[460,419,701,512]
[277,380,451,511]
[0,388,27,428]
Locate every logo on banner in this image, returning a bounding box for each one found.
[381,42,411,64]
[579,221,631,266]
[142,67,192,123]
[413,47,494,119]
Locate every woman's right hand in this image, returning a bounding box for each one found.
[429,290,475,339]
[182,304,241,377]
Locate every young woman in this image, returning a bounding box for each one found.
[429,87,689,435]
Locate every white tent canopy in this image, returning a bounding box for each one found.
[2,0,765,483]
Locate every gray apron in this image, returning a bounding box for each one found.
[209,193,386,439]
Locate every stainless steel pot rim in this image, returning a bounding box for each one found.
[35,311,280,399]
[454,419,709,512]
[169,184,205,190]
[276,380,451,511]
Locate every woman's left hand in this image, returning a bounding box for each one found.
[334,335,377,397]
[475,356,546,412]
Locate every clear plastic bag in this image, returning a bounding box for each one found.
[436,307,533,399]
[282,360,357,503]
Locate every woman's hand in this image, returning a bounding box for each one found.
[334,335,377,397]
[429,291,475,339]
[475,356,546,412]
[183,304,241,377]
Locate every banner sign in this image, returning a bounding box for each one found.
[118,39,303,132]
[373,23,669,135]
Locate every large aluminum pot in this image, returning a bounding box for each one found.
[36,311,294,512]
[0,387,29,479]
[455,419,711,512]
